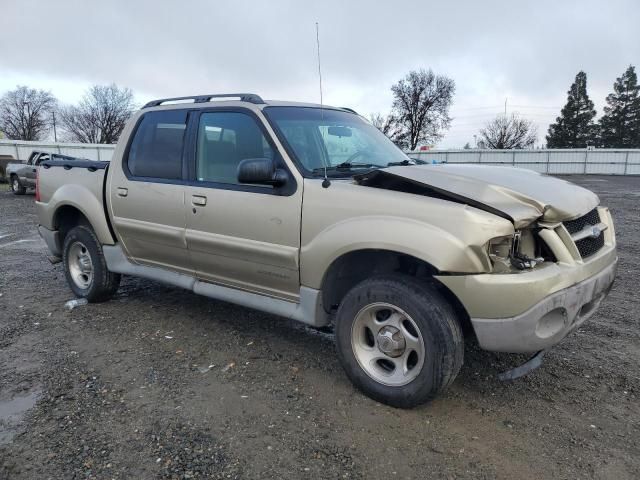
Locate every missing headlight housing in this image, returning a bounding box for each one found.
[488,235,515,272]
[488,230,544,272]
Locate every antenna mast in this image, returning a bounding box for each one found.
[316,22,323,109]
[316,22,330,188]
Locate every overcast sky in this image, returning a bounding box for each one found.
[1,0,639,148]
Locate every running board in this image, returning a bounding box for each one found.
[102,244,328,327]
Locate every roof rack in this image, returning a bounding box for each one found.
[142,93,265,109]
[341,107,359,115]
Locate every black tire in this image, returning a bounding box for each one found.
[62,225,120,302]
[11,176,26,195]
[335,274,464,408]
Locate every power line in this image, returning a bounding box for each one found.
[510,104,562,109]
[451,104,562,115]
[449,105,505,111]
[451,112,558,121]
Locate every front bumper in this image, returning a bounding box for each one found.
[436,243,618,353]
[468,258,616,352]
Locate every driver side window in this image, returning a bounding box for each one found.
[196,112,274,185]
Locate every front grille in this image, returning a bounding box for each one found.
[563,208,605,259]
[564,208,600,234]
[575,234,605,258]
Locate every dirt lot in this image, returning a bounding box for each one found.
[0,175,638,479]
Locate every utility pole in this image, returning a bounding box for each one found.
[23,99,31,140]
[52,110,58,142]
[504,97,507,115]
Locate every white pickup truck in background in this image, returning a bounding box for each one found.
[7,151,80,195]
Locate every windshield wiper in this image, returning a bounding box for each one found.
[386,159,425,167]
[311,162,380,176]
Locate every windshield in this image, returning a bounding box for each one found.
[264,106,410,176]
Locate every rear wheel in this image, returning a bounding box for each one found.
[335,275,464,408]
[62,226,120,302]
[11,176,26,195]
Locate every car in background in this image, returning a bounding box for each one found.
[0,154,17,182]
[7,151,79,195]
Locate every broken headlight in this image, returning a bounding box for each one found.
[488,230,544,272]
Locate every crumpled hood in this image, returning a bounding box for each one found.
[355,164,599,228]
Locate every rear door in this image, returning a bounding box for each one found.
[183,109,302,301]
[108,109,193,275]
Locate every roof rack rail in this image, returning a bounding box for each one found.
[143,93,265,109]
[341,107,358,115]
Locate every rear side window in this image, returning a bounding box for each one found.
[127,110,187,179]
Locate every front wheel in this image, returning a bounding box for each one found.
[335,275,464,408]
[11,176,26,195]
[62,225,120,302]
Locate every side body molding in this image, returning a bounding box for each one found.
[102,245,329,327]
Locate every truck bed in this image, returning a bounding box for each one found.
[39,159,109,204]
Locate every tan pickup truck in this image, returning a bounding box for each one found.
[35,93,617,407]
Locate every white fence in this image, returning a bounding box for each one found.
[408,149,640,175]
[0,140,115,162]
[1,140,639,175]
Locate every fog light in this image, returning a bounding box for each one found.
[535,308,568,338]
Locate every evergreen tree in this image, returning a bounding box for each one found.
[546,71,597,148]
[599,65,640,148]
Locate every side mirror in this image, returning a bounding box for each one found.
[237,158,287,187]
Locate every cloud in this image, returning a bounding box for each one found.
[1,0,638,147]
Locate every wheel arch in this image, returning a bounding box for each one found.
[319,248,474,338]
[52,202,114,246]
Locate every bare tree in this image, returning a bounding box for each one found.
[478,113,538,149]
[369,112,404,143]
[60,84,135,144]
[390,69,455,151]
[369,113,392,134]
[0,86,57,140]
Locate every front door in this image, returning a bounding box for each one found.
[184,109,302,301]
[108,109,192,275]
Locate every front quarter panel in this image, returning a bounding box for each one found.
[300,178,514,289]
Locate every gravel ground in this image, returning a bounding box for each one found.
[0,175,638,479]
